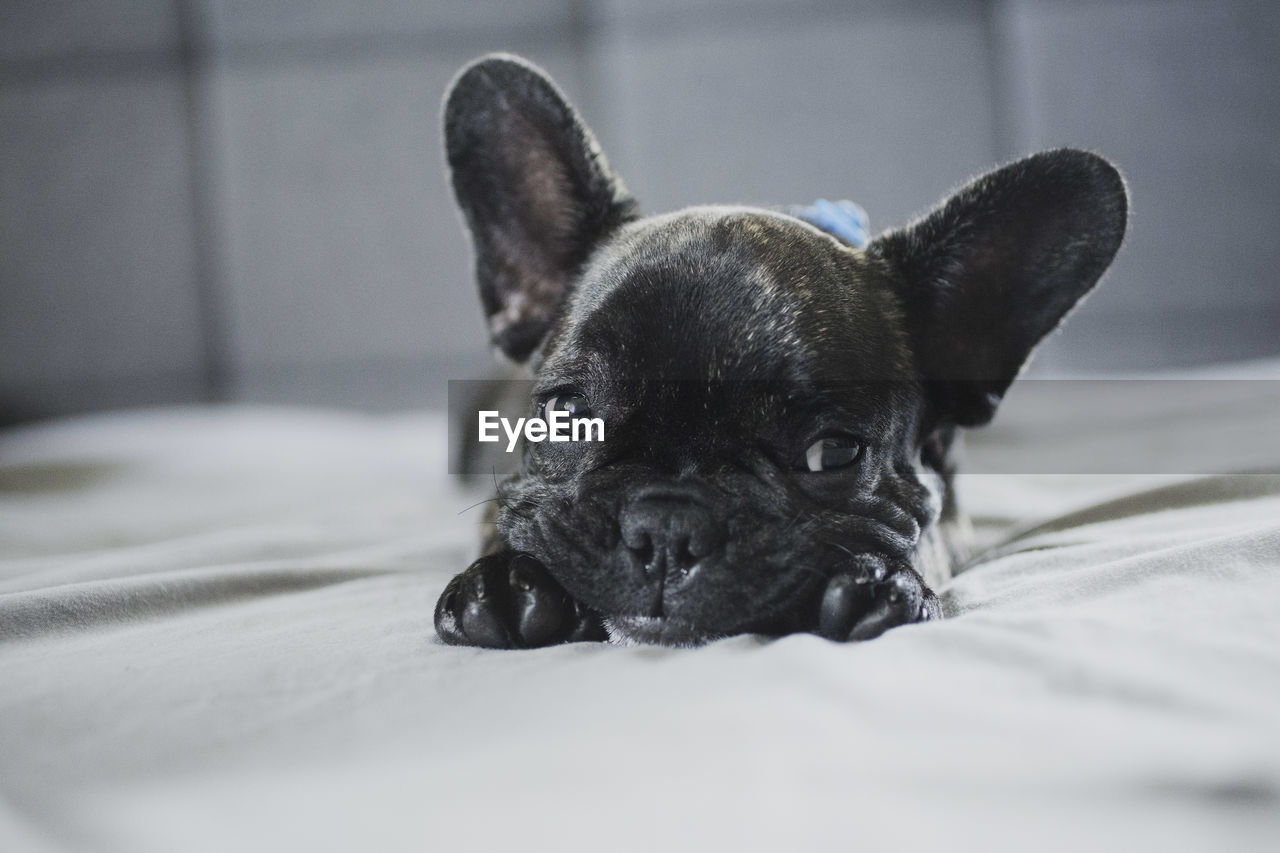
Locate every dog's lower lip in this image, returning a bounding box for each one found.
[602,566,831,647]
[605,615,717,647]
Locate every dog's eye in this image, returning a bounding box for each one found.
[542,393,591,419]
[800,437,862,472]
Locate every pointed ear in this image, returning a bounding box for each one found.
[444,54,638,362]
[869,149,1128,426]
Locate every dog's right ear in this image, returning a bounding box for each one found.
[444,54,637,362]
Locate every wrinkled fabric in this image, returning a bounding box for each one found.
[2,403,1278,853]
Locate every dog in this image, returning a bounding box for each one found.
[434,54,1127,648]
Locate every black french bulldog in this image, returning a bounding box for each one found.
[435,54,1127,648]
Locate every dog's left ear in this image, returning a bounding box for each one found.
[869,149,1128,426]
[444,54,637,362]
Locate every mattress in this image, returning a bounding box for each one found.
[2,369,1279,852]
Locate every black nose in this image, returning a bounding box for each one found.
[620,497,722,581]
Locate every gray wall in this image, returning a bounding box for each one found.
[2,0,1279,424]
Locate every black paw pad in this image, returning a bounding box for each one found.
[816,562,939,642]
[436,553,597,648]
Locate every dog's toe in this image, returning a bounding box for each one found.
[506,554,573,646]
[816,562,939,643]
[817,573,875,639]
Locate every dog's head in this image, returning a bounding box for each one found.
[445,54,1127,645]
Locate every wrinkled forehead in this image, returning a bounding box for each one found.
[541,207,904,384]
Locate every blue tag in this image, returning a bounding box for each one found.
[785,199,870,249]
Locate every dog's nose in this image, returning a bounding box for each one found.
[620,497,722,582]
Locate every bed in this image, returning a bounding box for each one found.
[3,362,1279,852]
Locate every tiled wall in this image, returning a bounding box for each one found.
[2,0,1278,423]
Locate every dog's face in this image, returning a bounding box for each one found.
[501,210,934,644]
[444,55,1127,646]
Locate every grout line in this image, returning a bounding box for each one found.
[979,0,1017,164]
[0,2,972,82]
[0,26,581,81]
[566,0,600,119]
[175,0,231,403]
[0,51,180,84]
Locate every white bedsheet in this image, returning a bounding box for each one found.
[2,394,1279,852]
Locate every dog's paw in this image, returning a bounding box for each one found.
[435,552,604,648]
[815,558,940,642]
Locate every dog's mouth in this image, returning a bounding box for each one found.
[600,570,828,648]
[602,615,724,648]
